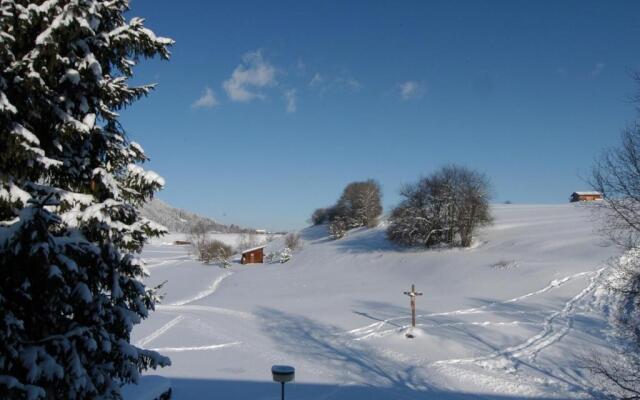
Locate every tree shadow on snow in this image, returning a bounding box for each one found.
[247,307,569,400]
[333,228,400,253]
[299,225,330,242]
[166,377,568,400]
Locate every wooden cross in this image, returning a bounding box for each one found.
[404,284,423,330]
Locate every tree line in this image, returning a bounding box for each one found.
[312,165,493,248]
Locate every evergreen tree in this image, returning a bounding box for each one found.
[0,1,174,398]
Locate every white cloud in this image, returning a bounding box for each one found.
[283,89,297,113]
[399,81,424,100]
[590,62,605,77]
[191,87,219,109]
[223,50,276,102]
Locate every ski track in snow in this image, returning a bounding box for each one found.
[433,267,605,367]
[353,320,543,341]
[136,271,247,352]
[136,315,185,348]
[144,258,189,269]
[150,341,241,352]
[156,304,254,320]
[169,271,233,306]
[424,267,608,397]
[346,270,595,341]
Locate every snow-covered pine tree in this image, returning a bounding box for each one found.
[0,1,174,398]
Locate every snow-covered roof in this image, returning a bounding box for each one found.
[572,191,602,196]
[241,245,266,254]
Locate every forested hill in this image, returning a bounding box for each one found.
[141,198,255,234]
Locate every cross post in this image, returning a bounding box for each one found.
[403,284,423,329]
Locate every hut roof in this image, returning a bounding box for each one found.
[572,191,601,196]
[241,246,266,255]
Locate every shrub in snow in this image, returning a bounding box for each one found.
[266,248,291,264]
[0,1,173,398]
[195,239,233,267]
[279,248,292,263]
[387,165,492,248]
[329,217,347,240]
[284,232,301,250]
[265,252,275,263]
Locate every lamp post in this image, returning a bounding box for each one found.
[271,365,295,400]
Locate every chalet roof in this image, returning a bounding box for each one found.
[572,191,602,196]
[241,245,266,254]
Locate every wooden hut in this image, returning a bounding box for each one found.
[241,246,265,264]
[570,191,602,202]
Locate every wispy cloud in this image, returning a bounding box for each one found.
[309,72,324,87]
[399,81,424,100]
[191,87,219,109]
[283,89,297,113]
[223,50,277,102]
[337,76,362,92]
[590,62,605,77]
[308,71,361,93]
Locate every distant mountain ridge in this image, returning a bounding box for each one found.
[141,198,255,234]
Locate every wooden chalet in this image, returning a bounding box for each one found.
[241,246,266,264]
[570,191,602,202]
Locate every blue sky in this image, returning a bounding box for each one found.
[122,0,640,231]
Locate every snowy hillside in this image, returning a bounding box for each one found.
[131,203,621,399]
[141,198,255,234]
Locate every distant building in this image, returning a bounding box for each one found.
[241,246,266,264]
[255,229,267,234]
[570,191,603,202]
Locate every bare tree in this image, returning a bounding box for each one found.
[591,122,640,249]
[187,221,234,266]
[310,207,330,225]
[285,232,301,250]
[387,165,492,248]
[188,220,209,260]
[237,232,259,252]
[585,250,640,398]
[311,179,383,231]
[586,75,640,398]
[336,179,383,228]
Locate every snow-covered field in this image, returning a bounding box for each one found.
[131,204,621,399]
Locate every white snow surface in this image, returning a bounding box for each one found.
[131,204,621,399]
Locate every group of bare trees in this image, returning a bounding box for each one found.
[311,171,492,247]
[188,221,234,267]
[188,225,301,267]
[312,179,383,239]
[587,74,640,399]
[387,165,492,248]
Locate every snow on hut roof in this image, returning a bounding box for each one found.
[241,245,266,254]
[572,191,602,196]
